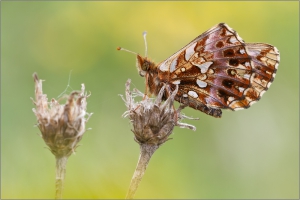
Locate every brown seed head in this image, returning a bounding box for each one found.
[121,79,197,147]
[31,73,92,158]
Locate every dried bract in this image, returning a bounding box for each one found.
[32,73,92,158]
[121,79,197,147]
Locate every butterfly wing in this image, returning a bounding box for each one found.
[157,23,280,117]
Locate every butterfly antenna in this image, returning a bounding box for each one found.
[116,46,138,55]
[143,31,148,57]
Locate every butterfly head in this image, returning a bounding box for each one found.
[136,55,156,77]
[118,31,155,77]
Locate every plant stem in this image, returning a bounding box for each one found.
[55,156,68,199]
[126,144,159,199]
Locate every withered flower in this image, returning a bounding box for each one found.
[121,79,197,199]
[31,73,92,199]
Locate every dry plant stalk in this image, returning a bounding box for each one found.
[121,79,197,199]
[31,73,92,199]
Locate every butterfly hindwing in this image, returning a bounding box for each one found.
[156,23,279,116]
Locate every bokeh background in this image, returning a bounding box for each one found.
[1,1,299,199]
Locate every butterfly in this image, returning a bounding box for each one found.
[118,23,280,118]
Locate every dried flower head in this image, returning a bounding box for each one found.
[121,79,198,199]
[122,79,197,147]
[31,73,92,158]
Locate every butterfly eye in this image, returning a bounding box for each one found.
[142,61,150,71]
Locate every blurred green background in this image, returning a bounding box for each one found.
[1,1,299,199]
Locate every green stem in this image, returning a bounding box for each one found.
[55,156,68,199]
[126,144,159,199]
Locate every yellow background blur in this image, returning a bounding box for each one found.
[1,1,299,199]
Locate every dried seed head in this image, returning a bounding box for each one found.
[31,73,92,158]
[121,79,197,147]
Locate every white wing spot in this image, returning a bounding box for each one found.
[170,57,177,73]
[266,70,272,75]
[185,43,197,61]
[233,107,244,111]
[228,96,235,102]
[244,74,250,79]
[274,46,280,60]
[245,62,250,67]
[172,80,180,85]
[249,101,257,106]
[183,94,188,98]
[240,48,245,54]
[238,87,245,92]
[188,91,198,98]
[229,36,238,43]
[193,61,213,73]
[159,62,169,72]
[225,30,232,36]
[196,79,207,88]
[181,67,186,72]
[259,90,266,97]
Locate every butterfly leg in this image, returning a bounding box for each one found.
[164,84,181,123]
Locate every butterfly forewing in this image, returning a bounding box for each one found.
[128,23,280,118]
[156,23,279,117]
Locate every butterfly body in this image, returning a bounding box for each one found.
[134,23,280,118]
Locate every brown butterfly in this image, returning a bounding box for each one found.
[118,23,280,118]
